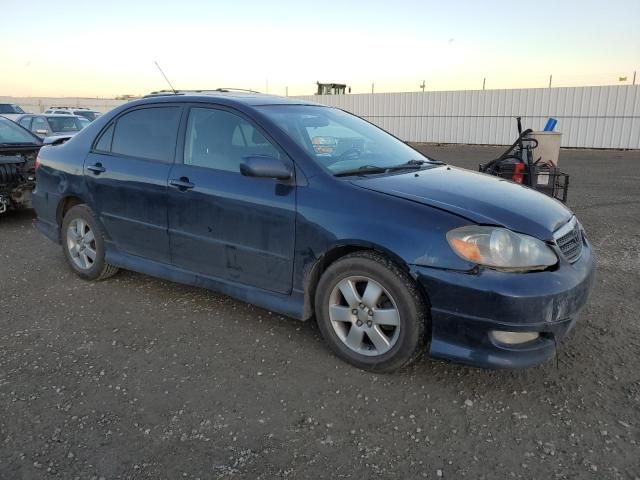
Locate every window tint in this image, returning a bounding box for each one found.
[94,123,114,152]
[111,107,181,162]
[32,117,48,133]
[184,108,280,172]
[47,116,82,133]
[0,117,39,144]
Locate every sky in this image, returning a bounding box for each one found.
[1,0,639,98]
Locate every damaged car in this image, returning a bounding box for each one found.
[32,92,595,372]
[0,116,41,214]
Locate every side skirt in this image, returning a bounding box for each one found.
[105,246,306,321]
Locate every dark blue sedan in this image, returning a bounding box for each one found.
[32,91,595,371]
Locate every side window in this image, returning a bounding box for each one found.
[184,108,280,172]
[94,123,114,152]
[32,117,48,133]
[111,107,181,162]
[19,117,32,129]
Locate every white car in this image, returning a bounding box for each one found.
[44,107,101,122]
[0,103,28,121]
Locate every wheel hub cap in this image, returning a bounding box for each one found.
[66,218,97,271]
[328,276,401,357]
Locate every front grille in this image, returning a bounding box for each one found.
[554,217,583,263]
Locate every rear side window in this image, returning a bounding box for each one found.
[19,117,32,129]
[94,124,114,152]
[111,107,181,162]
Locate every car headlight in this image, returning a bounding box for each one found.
[447,226,557,271]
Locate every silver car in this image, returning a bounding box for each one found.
[13,113,87,141]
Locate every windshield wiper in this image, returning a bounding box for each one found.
[393,159,446,167]
[334,165,389,177]
[334,159,446,178]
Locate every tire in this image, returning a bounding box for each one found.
[61,204,119,281]
[315,251,427,372]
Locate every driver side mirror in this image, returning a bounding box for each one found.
[240,155,292,180]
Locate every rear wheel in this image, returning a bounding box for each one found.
[61,204,119,281]
[315,251,426,372]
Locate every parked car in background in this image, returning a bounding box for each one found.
[44,107,101,122]
[14,114,87,141]
[33,91,595,372]
[0,117,42,214]
[0,103,27,121]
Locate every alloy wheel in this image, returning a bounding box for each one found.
[66,218,97,270]
[328,276,401,356]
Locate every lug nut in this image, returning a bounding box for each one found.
[368,310,373,316]
[356,320,363,327]
[366,320,373,327]
[359,303,365,309]
[352,308,358,315]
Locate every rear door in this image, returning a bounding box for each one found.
[84,105,182,264]
[167,105,296,294]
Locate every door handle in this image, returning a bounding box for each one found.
[87,163,106,174]
[169,177,195,191]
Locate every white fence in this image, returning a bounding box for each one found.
[296,85,640,149]
[4,85,639,148]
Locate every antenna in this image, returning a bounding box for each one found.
[154,61,177,94]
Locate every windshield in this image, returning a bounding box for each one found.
[0,117,39,144]
[258,105,433,175]
[47,116,83,133]
[0,104,25,114]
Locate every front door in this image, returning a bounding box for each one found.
[167,106,296,294]
[84,105,182,264]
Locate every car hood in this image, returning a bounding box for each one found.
[350,166,573,241]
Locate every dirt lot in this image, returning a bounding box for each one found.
[1,145,639,479]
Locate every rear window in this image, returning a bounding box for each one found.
[74,111,99,121]
[47,116,83,133]
[111,107,181,162]
[0,104,25,114]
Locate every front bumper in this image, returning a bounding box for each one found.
[411,241,595,369]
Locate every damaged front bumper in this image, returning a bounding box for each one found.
[411,241,595,369]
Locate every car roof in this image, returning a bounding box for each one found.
[43,113,83,118]
[139,91,323,108]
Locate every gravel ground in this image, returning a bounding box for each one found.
[1,145,638,479]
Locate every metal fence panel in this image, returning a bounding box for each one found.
[296,85,640,148]
[3,85,638,148]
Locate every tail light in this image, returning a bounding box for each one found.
[511,162,525,184]
[35,155,42,171]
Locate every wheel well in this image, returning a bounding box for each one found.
[56,196,84,228]
[302,245,427,320]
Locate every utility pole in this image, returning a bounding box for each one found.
[634,71,637,85]
[371,83,375,94]
[548,74,553,88]
[482,78,486,90]
[285,86,288,97]
[420,80,425,92]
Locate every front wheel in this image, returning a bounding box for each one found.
[61,204,119,281]
[315,251,427,372]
